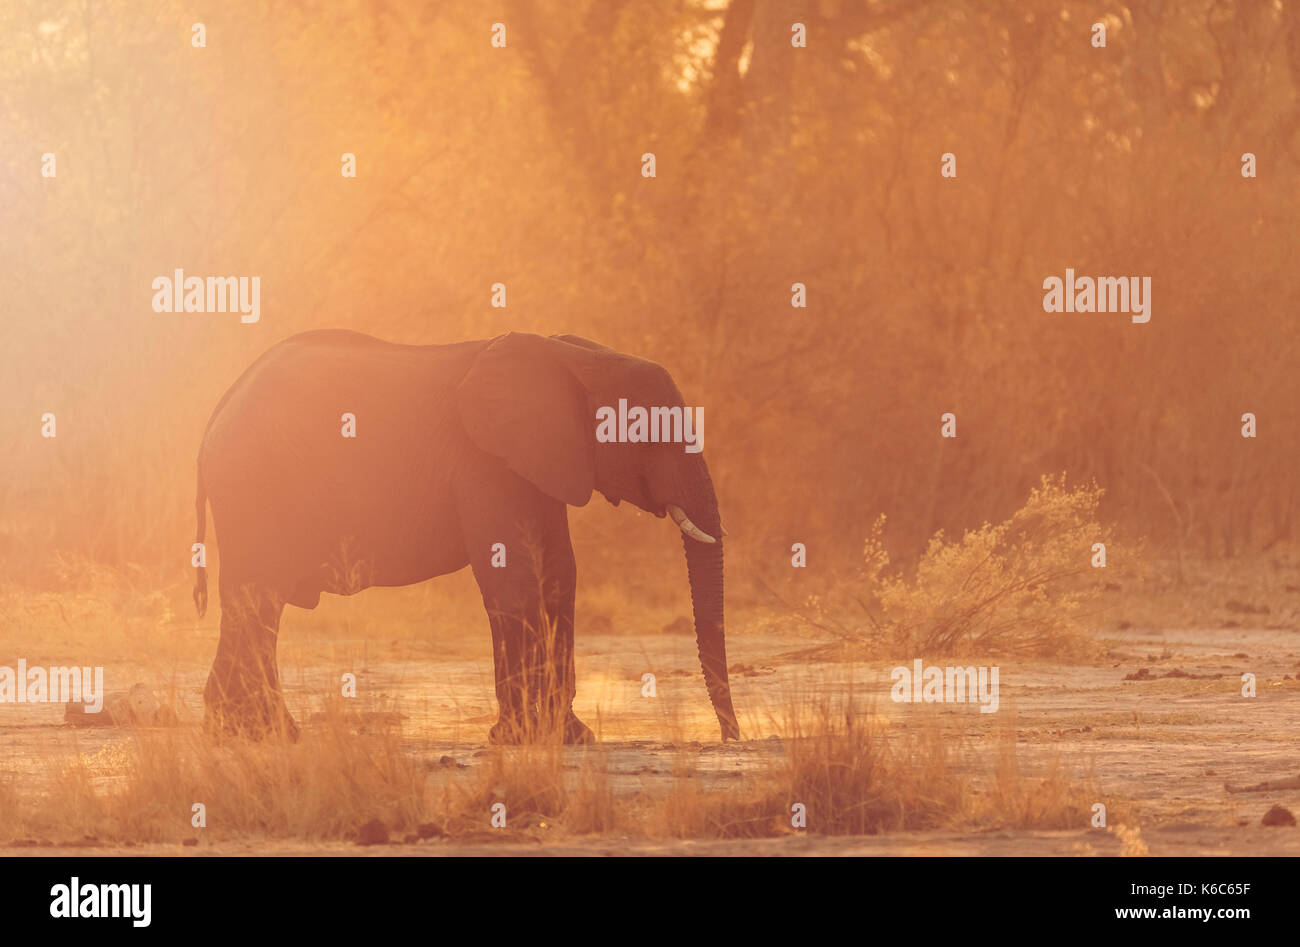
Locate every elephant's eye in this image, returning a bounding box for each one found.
[638,475,661,512]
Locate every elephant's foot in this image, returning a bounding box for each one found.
[204,701,300,743]
[488,707,593,745]
[561,711,595,745]
[487,714,532,745]
[204,677,299,742]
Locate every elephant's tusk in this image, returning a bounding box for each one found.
[668,504,716,544]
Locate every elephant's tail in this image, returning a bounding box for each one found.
[193,461,208,618]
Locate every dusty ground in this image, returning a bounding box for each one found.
[2,601,1298,855]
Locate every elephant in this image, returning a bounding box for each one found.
[192,329,739,745]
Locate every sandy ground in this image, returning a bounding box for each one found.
[2,619,1299,855]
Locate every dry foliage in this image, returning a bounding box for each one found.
[855,475,1119,656]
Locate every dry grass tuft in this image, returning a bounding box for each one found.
[436,745,617,839]
[0,714,430,844]
[641,694,1110,839]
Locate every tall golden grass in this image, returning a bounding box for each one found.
[0,689,1115,847]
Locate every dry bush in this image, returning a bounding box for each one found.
[436,745,617,839]
[858,475,1118,656]
[651,718,963,838]
[644,694,1109,839]
[1,723,620,845]
[980,735,1106,831]
[0,716,431,844]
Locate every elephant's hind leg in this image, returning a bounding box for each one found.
[204,581,298,741]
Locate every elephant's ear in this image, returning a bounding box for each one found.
[455,333,595,507]
[540,333,690,513]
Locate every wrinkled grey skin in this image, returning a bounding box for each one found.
[193,330,738,744]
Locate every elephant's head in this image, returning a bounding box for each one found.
[455,332,740,741]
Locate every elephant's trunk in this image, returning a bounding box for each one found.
[683,533,739,741]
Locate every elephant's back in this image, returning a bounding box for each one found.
[200,331,484,446]
[198,331,484,579]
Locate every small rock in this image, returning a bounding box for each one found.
[416,822,445,839]
[1261,805,1296,827]
[65,683,179,729]
[438,755,458,768]
[356,819,389,845]
[182,838,198,847]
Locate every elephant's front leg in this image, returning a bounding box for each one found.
[461,474,592,743]
[483,605,536,744]
[536,517,594,744]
